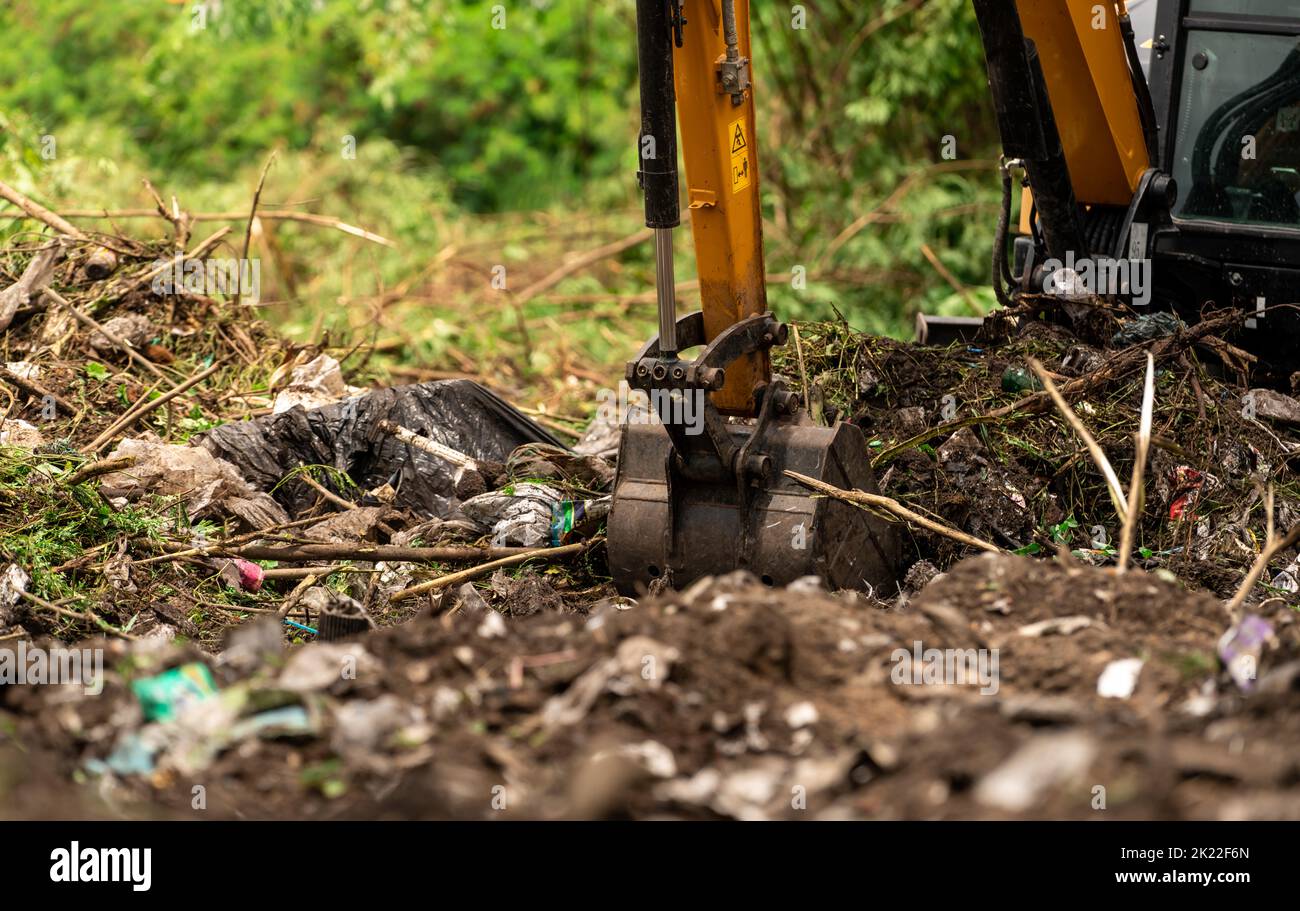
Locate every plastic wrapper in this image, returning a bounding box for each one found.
[461,482,564,547]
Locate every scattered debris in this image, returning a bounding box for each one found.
[463,482,566,547]
[1245,388,1300,426]
[3,227,1300,820]
[1097,658,1144,699]
[0,419,43,450]
[315,592,375,642]
[272,353,360,414]
[100,434,289,525]
[903,560,941,592]
[278,643,379,693]
[87,313,154,353]
[131,664,219,723]
[218,558,265,593]
[1218,615,1275,692]
[1111,311,1183,347]
[975,732,1097,813]
[0,564,29,625]
[197,380,560,518]
[1017,616,1093,637]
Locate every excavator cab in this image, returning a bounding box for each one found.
[1151,0,1300,340]
[1161,1,1300,228]
[974,0,1300,358]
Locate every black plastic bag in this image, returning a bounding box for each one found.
[196,380,563,517]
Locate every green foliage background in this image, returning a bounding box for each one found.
[0,0,1002,370]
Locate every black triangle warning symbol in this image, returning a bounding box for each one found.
[731,124,747,155]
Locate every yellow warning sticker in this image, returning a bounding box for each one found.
[728,117,751,193]
[731,156,751,193]
[729,119,748,155]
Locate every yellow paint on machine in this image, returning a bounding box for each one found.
[1015,0,1151,207]
[672,0,767,415]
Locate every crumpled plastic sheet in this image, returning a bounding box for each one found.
[195,380,563,518]
[0,563,29,626]
[1111,311,1184,347]
[462,482,564,547]
[101,433,289,527]
[272,353,364,415]
[0,418,44,449]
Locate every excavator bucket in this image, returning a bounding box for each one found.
[605,312,900,596]
[608,412,900,595]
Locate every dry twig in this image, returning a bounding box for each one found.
[785,471,1005,554]
[389,542,589,603]
[1028,357,1127,523]
[1116,353,1155,573]
[83,361,225,454]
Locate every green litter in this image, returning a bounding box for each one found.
[1000,366,1043,394]
[130,662,218,722]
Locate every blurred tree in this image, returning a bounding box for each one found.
[0,0,1002,333]
[750,0,1002,325]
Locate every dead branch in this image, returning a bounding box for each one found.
[217,543,534,564]
[276,572,320,621]
[0,179,85,238]
[83,360,224,454]
[235,153,276,308]
[126,515,329,568]
[296,471,360,513]
[17,590,137,640]
[389,542,589,603]
[1116,353,1155,573]
[112,227,232,299]
[376,419,479,470]
[0,240,66,332]
[785,471,1006,554]
[54,208,394,247]
[63,455,136,487]
[141,178,189,248]
[920,242,982,315]
[1028,357,1127,523]
[263,565,358,581]
[1226,524,1300,619]
[0,364,76,414]
[510,228,653,306]
[44,287,168,380]
[294,470,399,538]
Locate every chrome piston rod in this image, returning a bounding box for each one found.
[654,227,678,357]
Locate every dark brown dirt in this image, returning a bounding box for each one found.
[4,554,1297,820]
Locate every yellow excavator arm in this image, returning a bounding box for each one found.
[610,0,1300,596]
[1018,0,1151,209]
[657,1,1150,388]
[672,0,768,416]
[668,1,1156,375]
